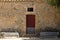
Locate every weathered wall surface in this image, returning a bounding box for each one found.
[0,0,60,36]
[35,0,60,33]
[0,1,34,36]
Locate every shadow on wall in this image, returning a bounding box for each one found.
[0,27,21,34]
[40,27,58,32]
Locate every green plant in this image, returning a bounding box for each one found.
[47,0,60,8]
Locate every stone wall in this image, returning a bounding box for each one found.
[0,0,60,36]
[0,1,35,36]
[35,0,60,32]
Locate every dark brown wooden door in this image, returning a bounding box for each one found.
[26,14,35,34]
[26,15,35,27]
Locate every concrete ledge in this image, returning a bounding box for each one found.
[40,32,59,38]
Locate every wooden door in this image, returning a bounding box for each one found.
[26,14,35,34]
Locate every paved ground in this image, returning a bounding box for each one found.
[0,37,60,40]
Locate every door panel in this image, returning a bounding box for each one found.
[26,27,35,34]
[26,15,35,27]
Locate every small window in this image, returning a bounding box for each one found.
[27,8,33,12]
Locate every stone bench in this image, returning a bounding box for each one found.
[40,32,59,38]
[0,32,19,38]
